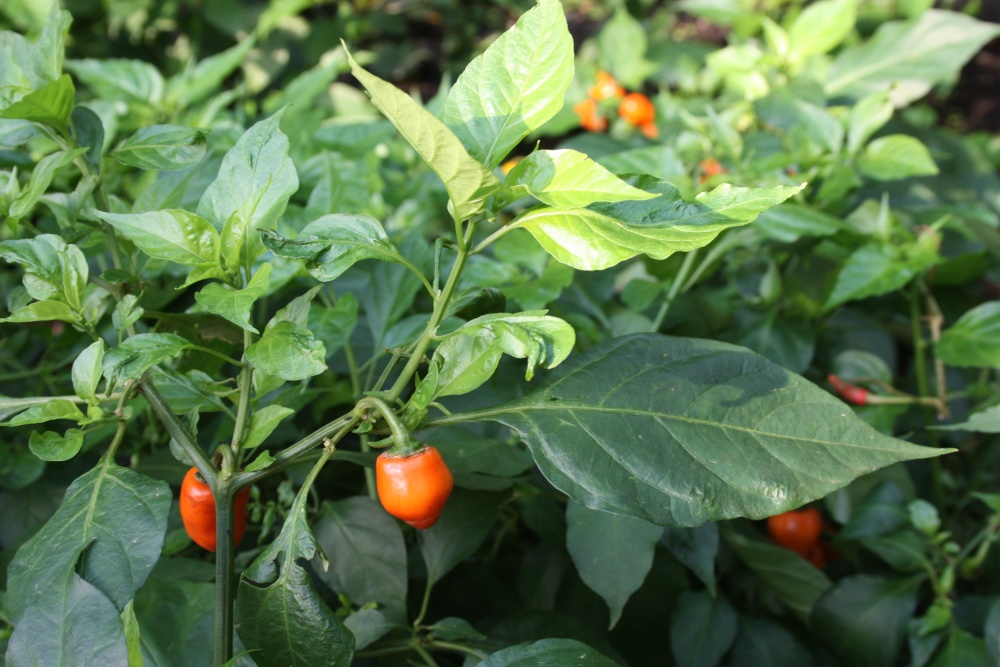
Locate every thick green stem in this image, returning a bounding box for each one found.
[651,248,700,331]
[909,287,944,508]
[213,479,235,666]
[385,223,474,404]
[233,414,356,488]
[356,396,419,453]
[141,373,215,482]
[231,331,255,465]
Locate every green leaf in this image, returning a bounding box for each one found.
[418,489,500,585]
[479,638,619,667]
[71,105,105,169]
[456,334,945,526]
[597,9,653,89]
[72,339,105,406]
[669,590,738,667]
[5,570,128,666]
[812,575,921,667]
[103,333,191,387]
[313,497,408,621]
[934,404,1000,433]
[245,321,326,381]
[565,501,661,629]
[7,461,171,622]
[937,301,1000,367]
[0,235,88,309]
[93,209,221,267]
[122,600,142,667]
[787,0,857,60]
[0,74,74,128]
[439,0,574,168]
[431,311,575,398]
[244,450,274,472]
[194,263,272,333]
[510,178,803,271]
[0,5,70,102]
[8,147,88,219]
[261,214,408,282]
[825,10,1000,106]
[235,486,354,667]
[29,428,84,462]
[1,399,85,427]
[109,124,208,171]
[928,629,992,667]
[661,524,719,596]
[309,294,359,358]
[858,135,938,181]
[847,92,894,154]
[502,149,656,208]
[724,528,831,622]
[728,617,815,667]
[0,299,78,324]
[197,109,298,271]
[243,404,295,451]
[753,203,842,243]
[164,36,255,107]
[112,294,143,336]
[346,51,499,221]
[824,243,937,311]
[132,570,215,666]
[66,58,165,105]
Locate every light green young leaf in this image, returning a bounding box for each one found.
[112,294,143,335]
[94,208,220,267]
[432,311,576,398]
[0,5,71,103]
[454,334,947,526]
[787,0,857,61]
[346,51,499,221]
[596,9,653,89]
[198,109,298,271]
[509,178,804,271]
[0,74,74,129]
[0,300,78,324]
[29,428,85,462]
[936,302,1000,368]
[244,450,275,473]
[8,147,88,219]
[245,321,326,382]
[502,149,656,208]
[194,263,272,333]
[857,135,938,181]
[243,405,295,452]
[109,125,208,171]
[260,214,407,282]
[825,10,1000,106]
[165,36,255,107]
[0,234,88,309]
[72,340,105,406]
[103,333,191,387]
[440,0,574,168]
[847,92,893,154]
[65,58,165,105]
[1,399,85,427]
[566,502,661,629]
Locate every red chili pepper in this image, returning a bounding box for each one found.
[827,374,869,406]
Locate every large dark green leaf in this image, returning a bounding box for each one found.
[6,460,171,622]
[669,590,738,667]
[236,486,354,667]
[312,497,408,621]
[448,334,945,526]
[661,524,719,596]
[417,489,502,585]
[440,0,573,168]
[724,529,831,622]
[812,575,921,667]
[479,638,620,667]
[565,501,661,629]
[727,616,816,667]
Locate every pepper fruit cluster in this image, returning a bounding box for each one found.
[573,70,658,138]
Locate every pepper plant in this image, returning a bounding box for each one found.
[1,0,997,665]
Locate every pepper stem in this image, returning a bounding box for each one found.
[355,396,421,456]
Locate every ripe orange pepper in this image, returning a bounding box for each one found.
[180,467,251,552]
[589,70,625,101]
[376,446,454,529]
